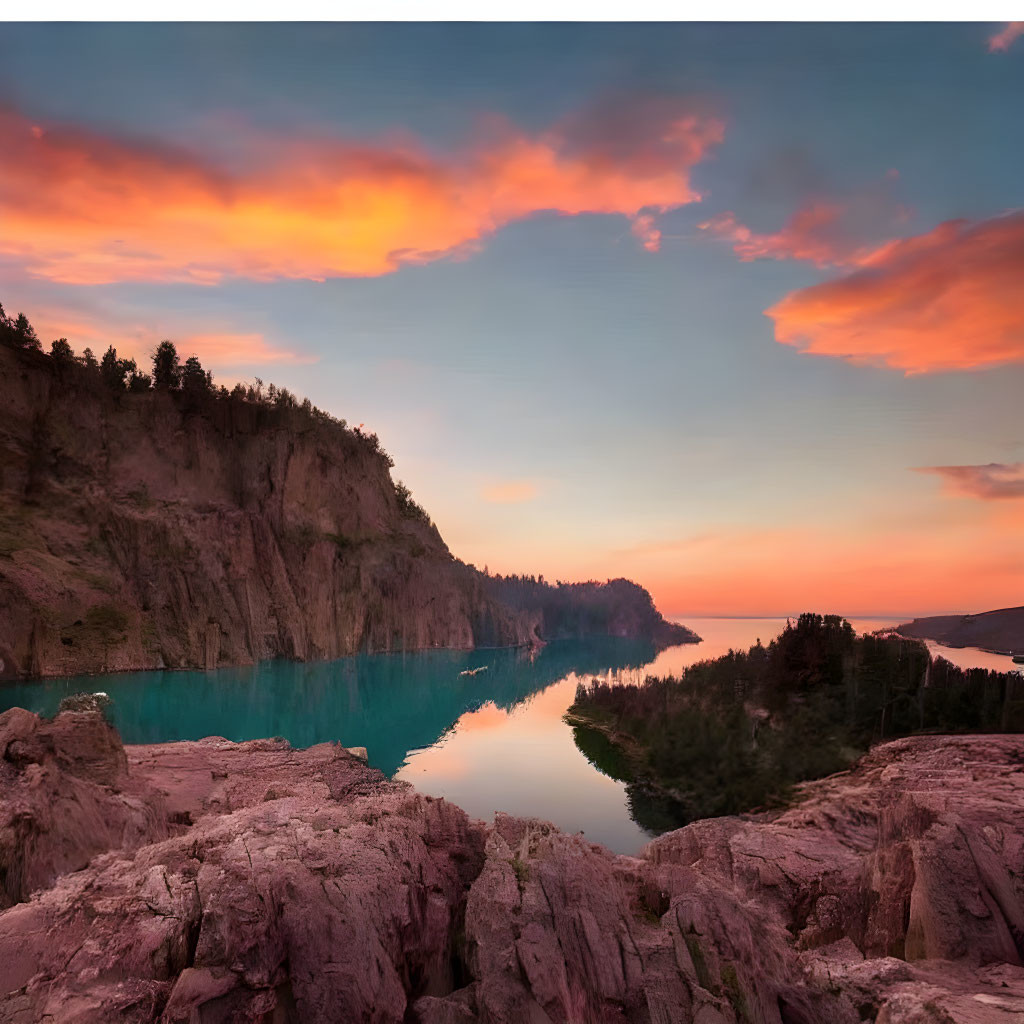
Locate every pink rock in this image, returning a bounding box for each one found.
[0,707,167,908]
[1,713,1022,1023]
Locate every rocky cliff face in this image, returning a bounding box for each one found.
[1,708,1022,1023]
[0,343,687,679]
[485,576,700,648]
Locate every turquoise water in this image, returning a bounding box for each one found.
[1,617,1008,854]
[0,638,660,776]
[0,637,666,852]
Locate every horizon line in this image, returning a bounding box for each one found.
[667,612,926,621]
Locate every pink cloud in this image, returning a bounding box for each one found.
[700,178,909,269]
[182,333,318,367]
[700,202,856,267]
[630,214,662,252]
[28,305,315,371]
[917,463,1024,500]
[988,22,1024,52]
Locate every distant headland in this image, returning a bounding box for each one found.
[896,605,1024,657]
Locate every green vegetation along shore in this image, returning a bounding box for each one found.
[568,613,1024,833]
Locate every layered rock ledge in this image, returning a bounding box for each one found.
[1,706,1022,1023]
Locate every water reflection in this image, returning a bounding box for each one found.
[0,637,657,777]
[0,637,664,852]
[921,639,1020,674]
[1,618,1012,856]
[395,669,658,852]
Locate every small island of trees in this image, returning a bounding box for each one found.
[570,613,1024,832]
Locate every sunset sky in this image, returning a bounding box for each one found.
[1,22,1022,618]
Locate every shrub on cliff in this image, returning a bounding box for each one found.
[394,481,432,525]
[11,313,40,350]
[181,355,214,406]
[127,366,152,392]
[79,348,100,374]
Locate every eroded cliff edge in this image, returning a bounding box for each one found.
[1,707,1022,1023]
[0,342,695,678]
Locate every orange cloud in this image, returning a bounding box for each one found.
[700,202,855,267]
[917,463,1024,500]
[766,211,1024,373]
[989,22,1024,52]
[0,101,723,286]
[481,480,538,504]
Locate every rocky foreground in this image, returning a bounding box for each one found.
[1,708,1022,1023]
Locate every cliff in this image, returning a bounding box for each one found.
[1,707,1022,1023]
[0,340,690,678]
[897,605,1024,657]
[485,575,700,647]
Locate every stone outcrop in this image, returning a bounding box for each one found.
[0,706,168,909]
[2,708,1022,1023]
[646,734,1024,1022]
[0,343,692,678]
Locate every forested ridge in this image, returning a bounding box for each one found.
[570,613,1024,831]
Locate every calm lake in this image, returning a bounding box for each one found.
[0,617,1015,854]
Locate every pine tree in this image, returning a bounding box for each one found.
[50,338,75,364]
[152,340,181,389]
[100,346,128,390]
[12,313,40,350]
[181,354,212,400]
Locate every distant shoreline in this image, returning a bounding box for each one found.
[893,606,1024,659]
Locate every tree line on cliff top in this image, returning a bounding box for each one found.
[571,613,1024,830]
[484,575,691,642]
[0,300,432,526]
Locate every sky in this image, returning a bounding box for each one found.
[1,22,1022,618]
